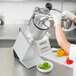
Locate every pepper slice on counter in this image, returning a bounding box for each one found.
[63,50,69,56]
[66,57,73,64]
[57,49,64,57]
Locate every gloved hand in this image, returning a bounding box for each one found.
[53,14,62,27]
[62,11,76,20]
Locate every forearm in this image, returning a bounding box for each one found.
[55,24,71,52]
[74,17,76,23]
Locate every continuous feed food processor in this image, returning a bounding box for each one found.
[13,3,52,69]
[13,3,70,69]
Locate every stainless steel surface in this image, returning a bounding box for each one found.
[1,47,72,76]
[14,57,73,76]
[0,45,73,76]
[0,48,14,76]
[0,16,4,25]
[0,40,15,48]
[0,24,24,40]
[62,19,72,29]
[48,26,76,41]
[0,0,75,2]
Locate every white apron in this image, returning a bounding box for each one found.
[69,44,76,76]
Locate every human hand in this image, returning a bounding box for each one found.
[62,11,75,20]
[53,14,62,27]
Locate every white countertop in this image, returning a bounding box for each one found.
[43,51,73,68]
